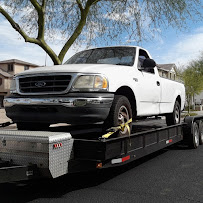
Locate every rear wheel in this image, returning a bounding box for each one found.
[166,100,181,126]
[17,122,50,131]
[103,95,132,137]
[189,122,199,149]
[197,120,203,145]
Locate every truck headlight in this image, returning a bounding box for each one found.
[72,75,108,91]
[10,78,17,93]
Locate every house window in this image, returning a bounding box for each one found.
[162,72,167,78]
[0,77,2,86]
[8,64,14,72]
[24,65,29,70]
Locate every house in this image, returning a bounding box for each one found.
[0,69,12,107]
[0,59,39,107]
[157,63,203,109]
[157,63,177,80]
[194,91,203,105]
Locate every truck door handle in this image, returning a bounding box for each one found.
[157,81,160,86]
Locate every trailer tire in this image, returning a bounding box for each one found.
[166,100,180,126]
[17,122,50,131]
[197,120,203,145]
[189,122,199,149]
[103,95,132,137]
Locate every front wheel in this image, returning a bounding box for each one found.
[166,101,181,126]
[103,95,132,137]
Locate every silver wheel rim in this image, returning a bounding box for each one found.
[200,124,203,142]
[118,105,129,135]
[175,105,180,124]
[194,125,199,146]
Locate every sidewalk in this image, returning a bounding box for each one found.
[182,110,203,116]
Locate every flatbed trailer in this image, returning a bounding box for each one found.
[0,116,202,184]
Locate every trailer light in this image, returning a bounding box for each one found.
[111,155,130,164]
[26,170,33,176]
[122,155,130,162]
[53,143,62,149]
[166,139,173,144]
[96,163,103,168]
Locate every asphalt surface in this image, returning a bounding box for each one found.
[0,144,202,203]
[0,109,203,203]
[0,137,202,202]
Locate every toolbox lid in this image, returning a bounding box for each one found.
[0,130,72,143]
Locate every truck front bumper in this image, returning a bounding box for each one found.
[4,94,114,124]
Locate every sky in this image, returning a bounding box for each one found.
[0,5,203,68]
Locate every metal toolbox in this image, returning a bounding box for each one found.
[0,130,73,178]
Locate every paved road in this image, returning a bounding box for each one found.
[0,143,202,203]
[0,109,203,202]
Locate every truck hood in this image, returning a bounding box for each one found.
[17,64,130,76]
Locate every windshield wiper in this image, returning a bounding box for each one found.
[116,63,130,66]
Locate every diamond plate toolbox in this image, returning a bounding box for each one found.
[0,130,73,178]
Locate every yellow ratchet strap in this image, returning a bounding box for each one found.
[102,118,132,139]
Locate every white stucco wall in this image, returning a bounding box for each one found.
[194,91,203,105]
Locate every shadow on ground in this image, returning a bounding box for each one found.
[0,146,174,203]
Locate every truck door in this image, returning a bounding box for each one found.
[136,49,161,116]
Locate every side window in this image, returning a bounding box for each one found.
[8,64,14,72]
[138,49,154,74]
[138,55,146,68]
[0,77,2,86]
[24,65,29,71]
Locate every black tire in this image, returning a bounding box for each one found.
[166,101,181,126]
[189,122,200,149]
[103,95,132,137]
[17,122,50,131]
[197,120,203,145]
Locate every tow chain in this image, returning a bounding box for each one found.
[0,121,14,128]
[100,118,132,141]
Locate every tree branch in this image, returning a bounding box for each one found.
[0,5,38,44]
[30,0,41,12]
[76,0,84,12]
[0,5,60,65]
[58,0,101,62]
[58,17,87,62]
[30,0,45,40]
[42,0,47,9]
[37,40,61,65]
[86,0,100,8]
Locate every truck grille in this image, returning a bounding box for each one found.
[19,75,72,94]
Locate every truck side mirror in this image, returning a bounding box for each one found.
[143,58,156,68]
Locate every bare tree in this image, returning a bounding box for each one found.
[0,0,202,64]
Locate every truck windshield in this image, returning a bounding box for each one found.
[64,47,136,66]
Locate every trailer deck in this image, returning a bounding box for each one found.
[0,116,202,183]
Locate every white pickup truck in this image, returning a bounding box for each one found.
[4,46,185,134]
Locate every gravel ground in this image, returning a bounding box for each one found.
[0,108,11,123]
[0,108,16,129]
